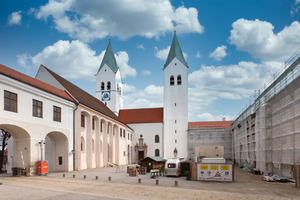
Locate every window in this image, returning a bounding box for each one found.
[81,114,85,127]
[167,163,176,168]
[92,118,95,130]
[81,137,85,152]
[58,156,62,165]
[128,133,129,140]
[123,130,125,138]
[155,135,159,143]
[101,121,103,132]
[4,90,17,112]
[170,76,174,86]
[101,82,105,90]
[33,99,43,118]
[155,149,160,157]
[177,75,182,85]
[107,81,111,90]
[53,106,61,122]
[175,139,177,143]
[92,139,95,153]
[130,134,132,141]
[120,128,122,137]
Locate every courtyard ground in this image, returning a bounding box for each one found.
[0,166,299,200]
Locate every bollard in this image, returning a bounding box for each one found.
[73,174,76,178]
[156,180,159,185]
[63,174,65,178]
[84,175,86,179]
[138,178,141,183]
[108,176,111,181]
[175,181,178,187]
[96,176,98,180]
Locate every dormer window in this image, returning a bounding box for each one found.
[101,82,105,90]
[170,76,174,86]
[107,81,111,90]
[177,75,181,85]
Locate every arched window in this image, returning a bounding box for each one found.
[81,137,85,152]
[101,82,105,90]
[107,81,111,90]
[155,149,160,157]
[155,135,159,143]
[177,75,181,85]
[170,76,174,86]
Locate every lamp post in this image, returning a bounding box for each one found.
[173,148,178,158]
[39,140,45,175]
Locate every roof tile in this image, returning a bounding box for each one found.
[188,121,233,130]
[0,64,74,102]
[119,108,163,124]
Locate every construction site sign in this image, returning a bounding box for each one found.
[197,163,233,182]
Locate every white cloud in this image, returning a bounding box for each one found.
[17,53,32,69]
[122,84,137,93]
[155,46,170,60]
[195,51,201,58]
[209,45,227,61]
[229,19,300,62]
[188,61,283,118]
[8,11,22,25]
[137,44,145,50]
[155,46,187,61]
[196,113,234,122]
[291,0,300,15]
[35,0,203,42]
[142,70,151,76]
[18,40,136,80]
[123,84,163,109]
[115,51,137,78]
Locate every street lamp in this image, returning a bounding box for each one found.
[39,140,45,175]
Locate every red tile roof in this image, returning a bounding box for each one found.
[119,108,163,124]
[41,65,126,125]
[0,64,74,102]
[188,121,233,130]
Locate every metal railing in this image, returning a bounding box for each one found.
[232,48,300,127]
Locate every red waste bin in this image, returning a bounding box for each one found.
[37,161,48,175]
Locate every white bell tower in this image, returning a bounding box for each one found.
[163,31,188,159]
[96,37,123,115]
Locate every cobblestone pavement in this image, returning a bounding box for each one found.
[0,166,299,200]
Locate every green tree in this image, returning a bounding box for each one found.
[0,129,11,172]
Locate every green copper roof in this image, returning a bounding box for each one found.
[164,32,187,69]
[97,40,119,74]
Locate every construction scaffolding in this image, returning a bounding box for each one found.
[188,128,232,162]
[232,49,300,178]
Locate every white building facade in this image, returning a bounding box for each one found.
[0,64,75,173]
[163,32,188,159]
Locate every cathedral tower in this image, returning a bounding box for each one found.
[96,38,123,115]
[163,31,188,159]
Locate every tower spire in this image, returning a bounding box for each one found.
[164,31,187,69]
[97,36,119,74]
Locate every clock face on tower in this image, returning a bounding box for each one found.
[102,91,111,101]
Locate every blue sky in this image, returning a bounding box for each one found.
[1,0,300,122]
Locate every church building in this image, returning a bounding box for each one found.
[97,31,189,161]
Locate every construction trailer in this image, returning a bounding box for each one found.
[232,50,300,178]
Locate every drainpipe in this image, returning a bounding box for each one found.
[65,90,79,171]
